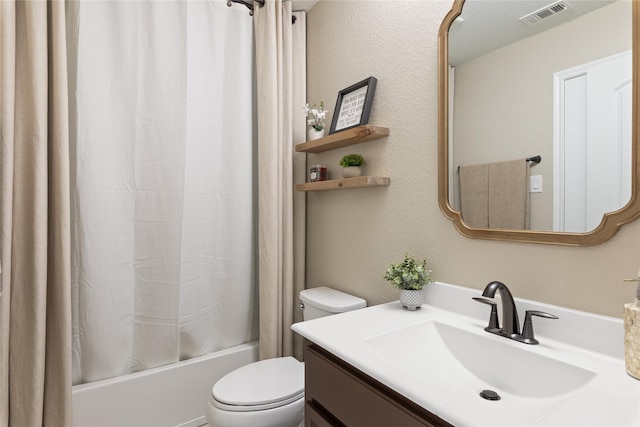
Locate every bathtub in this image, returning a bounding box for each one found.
[72,341,259,427]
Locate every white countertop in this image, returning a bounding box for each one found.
[292,282,640,426]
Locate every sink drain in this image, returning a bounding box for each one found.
[480,389,501,401]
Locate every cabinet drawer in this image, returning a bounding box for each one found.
[305,344,451,427]
[305,401,344,427]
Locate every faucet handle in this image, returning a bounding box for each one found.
[519,310,559,345]
[472,297,500,332]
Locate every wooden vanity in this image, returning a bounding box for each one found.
[304,342,452,427]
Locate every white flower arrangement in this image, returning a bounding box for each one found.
[304,102,328,131]
[383,254,434,291]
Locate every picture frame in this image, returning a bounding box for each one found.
[329,76,377,134]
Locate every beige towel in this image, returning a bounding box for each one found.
[488,160,530,230]
[459,159,530,230]
[459,163,489,228]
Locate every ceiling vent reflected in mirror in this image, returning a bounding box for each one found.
[520,1,570,25]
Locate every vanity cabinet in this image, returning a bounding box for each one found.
[304,343,452,427]
[295,125,391,192]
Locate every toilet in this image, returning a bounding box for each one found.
[206,287,366,427]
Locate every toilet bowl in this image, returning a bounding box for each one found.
[206,357,305,427]
[205,287,366,427]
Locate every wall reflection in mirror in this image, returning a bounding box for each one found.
[447,0,632,232]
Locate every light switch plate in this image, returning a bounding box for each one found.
[530,175,542,193]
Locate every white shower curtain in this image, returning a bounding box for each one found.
[67,0,257,384]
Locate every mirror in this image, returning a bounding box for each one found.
[438,0,640,246]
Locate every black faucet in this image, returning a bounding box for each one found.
[481,281,520,336]
[474,281,558,345]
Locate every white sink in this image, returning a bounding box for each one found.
[365,321,596,398]
[292,282,640,426]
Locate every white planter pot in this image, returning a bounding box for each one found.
[307,127,325,141]
[342,166,362,178]
[400,289,424,311]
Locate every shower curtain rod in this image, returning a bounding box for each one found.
[227,0,297,23]
[227,0,264,13]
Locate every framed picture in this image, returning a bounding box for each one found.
[329,76,377,134]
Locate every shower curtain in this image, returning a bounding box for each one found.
[253,0,307,360]
[1,1,72,424]
[67,0,258,385]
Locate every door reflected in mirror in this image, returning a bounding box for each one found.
[447,0,632,233]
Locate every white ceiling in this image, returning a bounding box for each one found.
[448,0,618,65]
[292,0,318,12]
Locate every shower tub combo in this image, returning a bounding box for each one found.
[72,341,258,427]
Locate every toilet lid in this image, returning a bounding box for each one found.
[212,357,304,407]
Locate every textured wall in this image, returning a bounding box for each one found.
[304,0,640,319]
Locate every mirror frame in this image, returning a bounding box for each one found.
[438,0,640,246]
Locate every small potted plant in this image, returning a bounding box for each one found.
[339,153,365,178]
[383,254,434,311]
[304,102,328,141]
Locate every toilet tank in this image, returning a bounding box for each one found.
[299,287,366,321]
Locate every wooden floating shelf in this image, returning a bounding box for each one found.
[296,176,390,192]
[295,125,390,153]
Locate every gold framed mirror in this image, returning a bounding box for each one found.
[438,0,640,246]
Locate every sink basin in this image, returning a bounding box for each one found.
[365,321,596,398]
[293,283,639,426]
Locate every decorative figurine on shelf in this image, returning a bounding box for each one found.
[304,101,328,141]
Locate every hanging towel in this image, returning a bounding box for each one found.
[459,163,489,228]
[488,159,530,230]
[459,159,530,230]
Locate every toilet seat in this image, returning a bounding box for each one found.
[211,357,304,412]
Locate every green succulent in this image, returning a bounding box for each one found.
[339,153,365,167]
